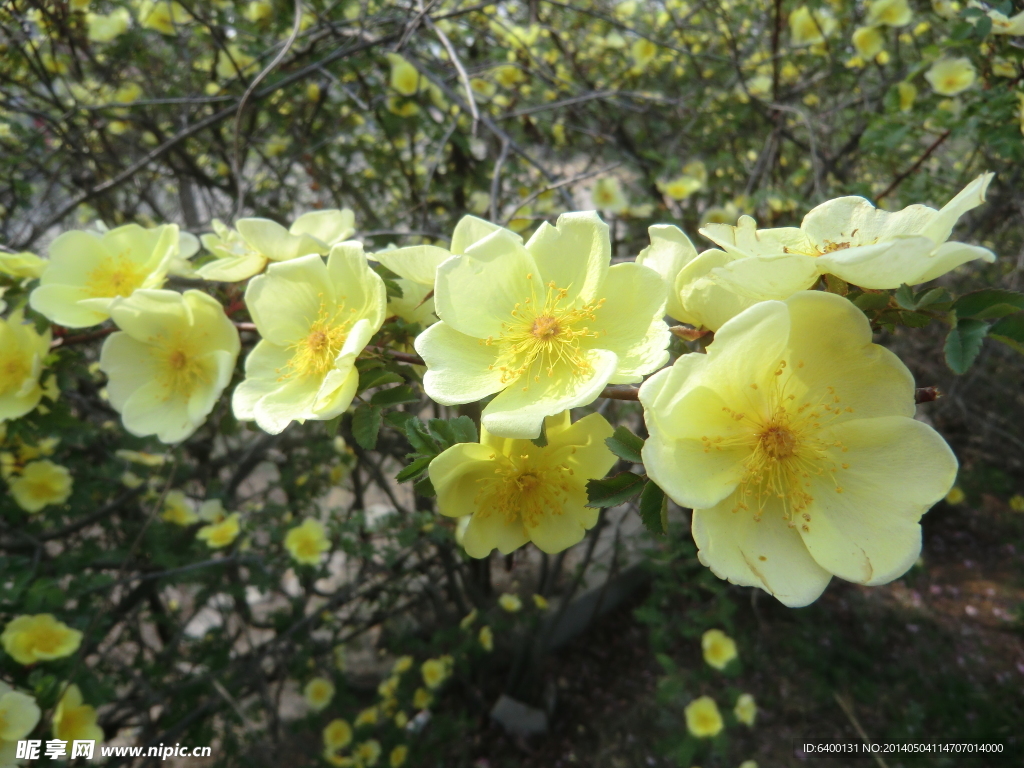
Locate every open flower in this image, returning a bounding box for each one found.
[162,489,199,525]
[0,309,51,423]
[987,6,1024,35]
[52,684,103,744]
[10,460,72,513]
[701,629,738,670]
[430,411,616,556]
[416,212,668,438]
[233,244,386,434]
[866,0,912,27]
[1,614,82,665]
[852,26,885,58]
[789,7,836,47]
[285,518,331,565]
[639,292,958,606]
[421,658,448,689]
[355,740,382,768]
[196,512,241,549]
[197,210,355,282]
[684,696,723,737]
[389,745,409,768]
[87,8,131,42]
[99,289,240,443]
[323,718,353,750]
[30,223,179,328]
[925,58,976,96]
[0,681,41,764]
[304,677,336,712]
[0,251,46,279]
[734,693,757,726]
[387,53,420,96]
[591,177,628,213]
[498,593,522,612]
[479,625,493,651]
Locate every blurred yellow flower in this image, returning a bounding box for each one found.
[499,594,523,612]
[479,625,494,652]
[591,177,628,213]
[52,684,103,744]
[852,26,884,58]
[196,512,241,549]
[0,310,51,424]
[355,740,381,767]
[987,6,1024,35]
[532,594,549,610]
[421,658,448,689]
[323,718,353,750]
[389,745,409,768]
[303,677,335,712]
[660,175,704,200]
[898,81,918,111]
[0,250,46,279]
[386,54,420,96]
[162,490,199,525]
[459,609,478,629]
[685,696,723,737]
[925,58,976,96]
[137,1,191,35]
[1,614,82,665]
[494,64,526,88]
[412,687,432,709]
[0,681,41,758]
[1009,494,1024,512]
[735,692,757,725]
[867,0,912,27]
[285,518,331,565]
[354,706,378,727]
[470,78,496,100]
[631,38,658,68]
[10,460,72,513]
[306,82,322,102]
[945,486,965,505]
[701,628,738,670]
[87,8,131,42]
[392,655,414,675]
[789,7,836,47]
[216,44,256,80]
[245,0,274,23]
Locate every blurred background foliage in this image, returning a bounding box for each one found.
[1,0,1023,766]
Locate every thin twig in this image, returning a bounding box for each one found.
[875,129,952,203]
[425,14,479,135]
[490,139,510,224]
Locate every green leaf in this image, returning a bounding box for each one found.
[414,476,436,497]
[605,426,645,464]
[396,455,433,482]
[352,405,382,449]
[370,385,420,407]
[530,419,548,448]
[448,415,479,445]
[324,414,342,437]
[383,277,404,300]
[427,416,478,448]
[638,480,667,536]
[585,471,645,508]
[853,291,890,311]
[953,289,1024,320]
[944,319,988,374]
[915,287,952,309]
[899,311,931,328]
[894,284,916,309]
[359,368,404,391]
[385,410,416,429]
[989,314,1024,355]
[405,419,439,455]
[824,274,849,296]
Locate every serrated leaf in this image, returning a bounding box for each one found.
[352,405,382,449]
[638,479,667,535]
[359,368,404,391]
[899,311,931,328]
[953,289,1024,320]
[383,277,404,300]
[944,319,988,374]
[324,414,342,437]
[414,476,436,497]
[605,426,644,464]
[396,455,433,482]
[586,472,645,508]
[371,385,420,407]
[447,415,478,445]
[405,418,439,455]
[916,287,951,308]
[989,314,1024,355]
[894,284,916,309]
[385,410,416,429]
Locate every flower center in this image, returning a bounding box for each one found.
[0,352,30,395]
[158,338,209,397]
[282,298,355,380]
[483,275,605,390]
[475,451,575,528]
[85,252,146,298]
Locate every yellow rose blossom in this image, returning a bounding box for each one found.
[0,251,46,279]
[389,745,409,768]
[415,212,668,439]
[986,5,1024,35]
[394,711,408,728]
[1008,494,1024,512]
[945,486,965,505]
[354,706,378,727]
[479,625,494,652]
[1,614,82,665]
[532,594,549,610]
[115,449,165,466]
[590,177,628,213]
[499,593,523,612]
[284,518,331,565]
[867,0,912,26]
[196,512,241,549]
[494,64,526,88]
[631,38,658,68]
[639,292,958,606]
[421,658,448,689]
[30,223,178,328]
[852,26,884,58]
[245,0,274,23]
[392,655,414,674]
[701,628,738,670]
[86,8,131,42]
[429,411,617,556]
[412,688,432,710]
[10,460,72,513]
[386,54,420,96]
[52,684,103,744]
[98,289,239,443]
[685,696,724,737]
[659,175,704,200]
[355,740,381,767]
[0,310,51,424]
[323,718,353,750]
[137,1,191,34]
[303,677,335,712]
[734,693,757,725]
[898,81,917,111]
[162,489,199,525]
[789,7,836,47]
[925,58,976,96]
[0,681,41,762]
[233,244,386,434]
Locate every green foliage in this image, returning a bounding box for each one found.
[586,471,645,508]
[605,425,645,464]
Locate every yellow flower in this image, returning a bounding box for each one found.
[412,687,432,709]
[323,752,356,768]
[386,54,420,96]
[354,706,378,727]
[284,518,331,565]
[355,740,382,767]
[52,684,103,744]
[303,677,335,712]
[323,718,353,750]
[306,82,322,102]
[10,460,72,513]
[421,658,448,689]
[30,223,179,328]
[415,212,669,439]
[233,245,386,434]
[430,411,617,557]
[532,594,549,610]
[0,681,41,760]
[115,449,165,467]
[216,44,256,80]
[639,292,958,606]
[137,1,191,34]
[494,64,526,88]
[162,490,198,525]
[394,711,408,728]
[0,250,46,279]
[631,38,658,69]
[988,7,1024,35]
[470,78,496,100]
[897,81,917,111]
[2,614,82,665]
[389,745,409,768]
[739,762,758,768]
[1009,494,1024,512]
[684,696,723,737]
[264,135,290,157]
[245,0,274,23]
[852,26,884,58]
[86,8,131,42]
[479,625,494,652]
[701,629,738,670]
[591,177,628,213]
[196,512,241,549]
[925,58,976,96]
[734,693,757,726]
[460,609,478,629]
[866,0,912,27]
[386,96,420,117]
[0,311,51,424]
[789,7,836,47]
[499,593,523,612]
[392,655,414,675]
[945,486,965,505]
[992,58,1017,78]
[659,175,704,200]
